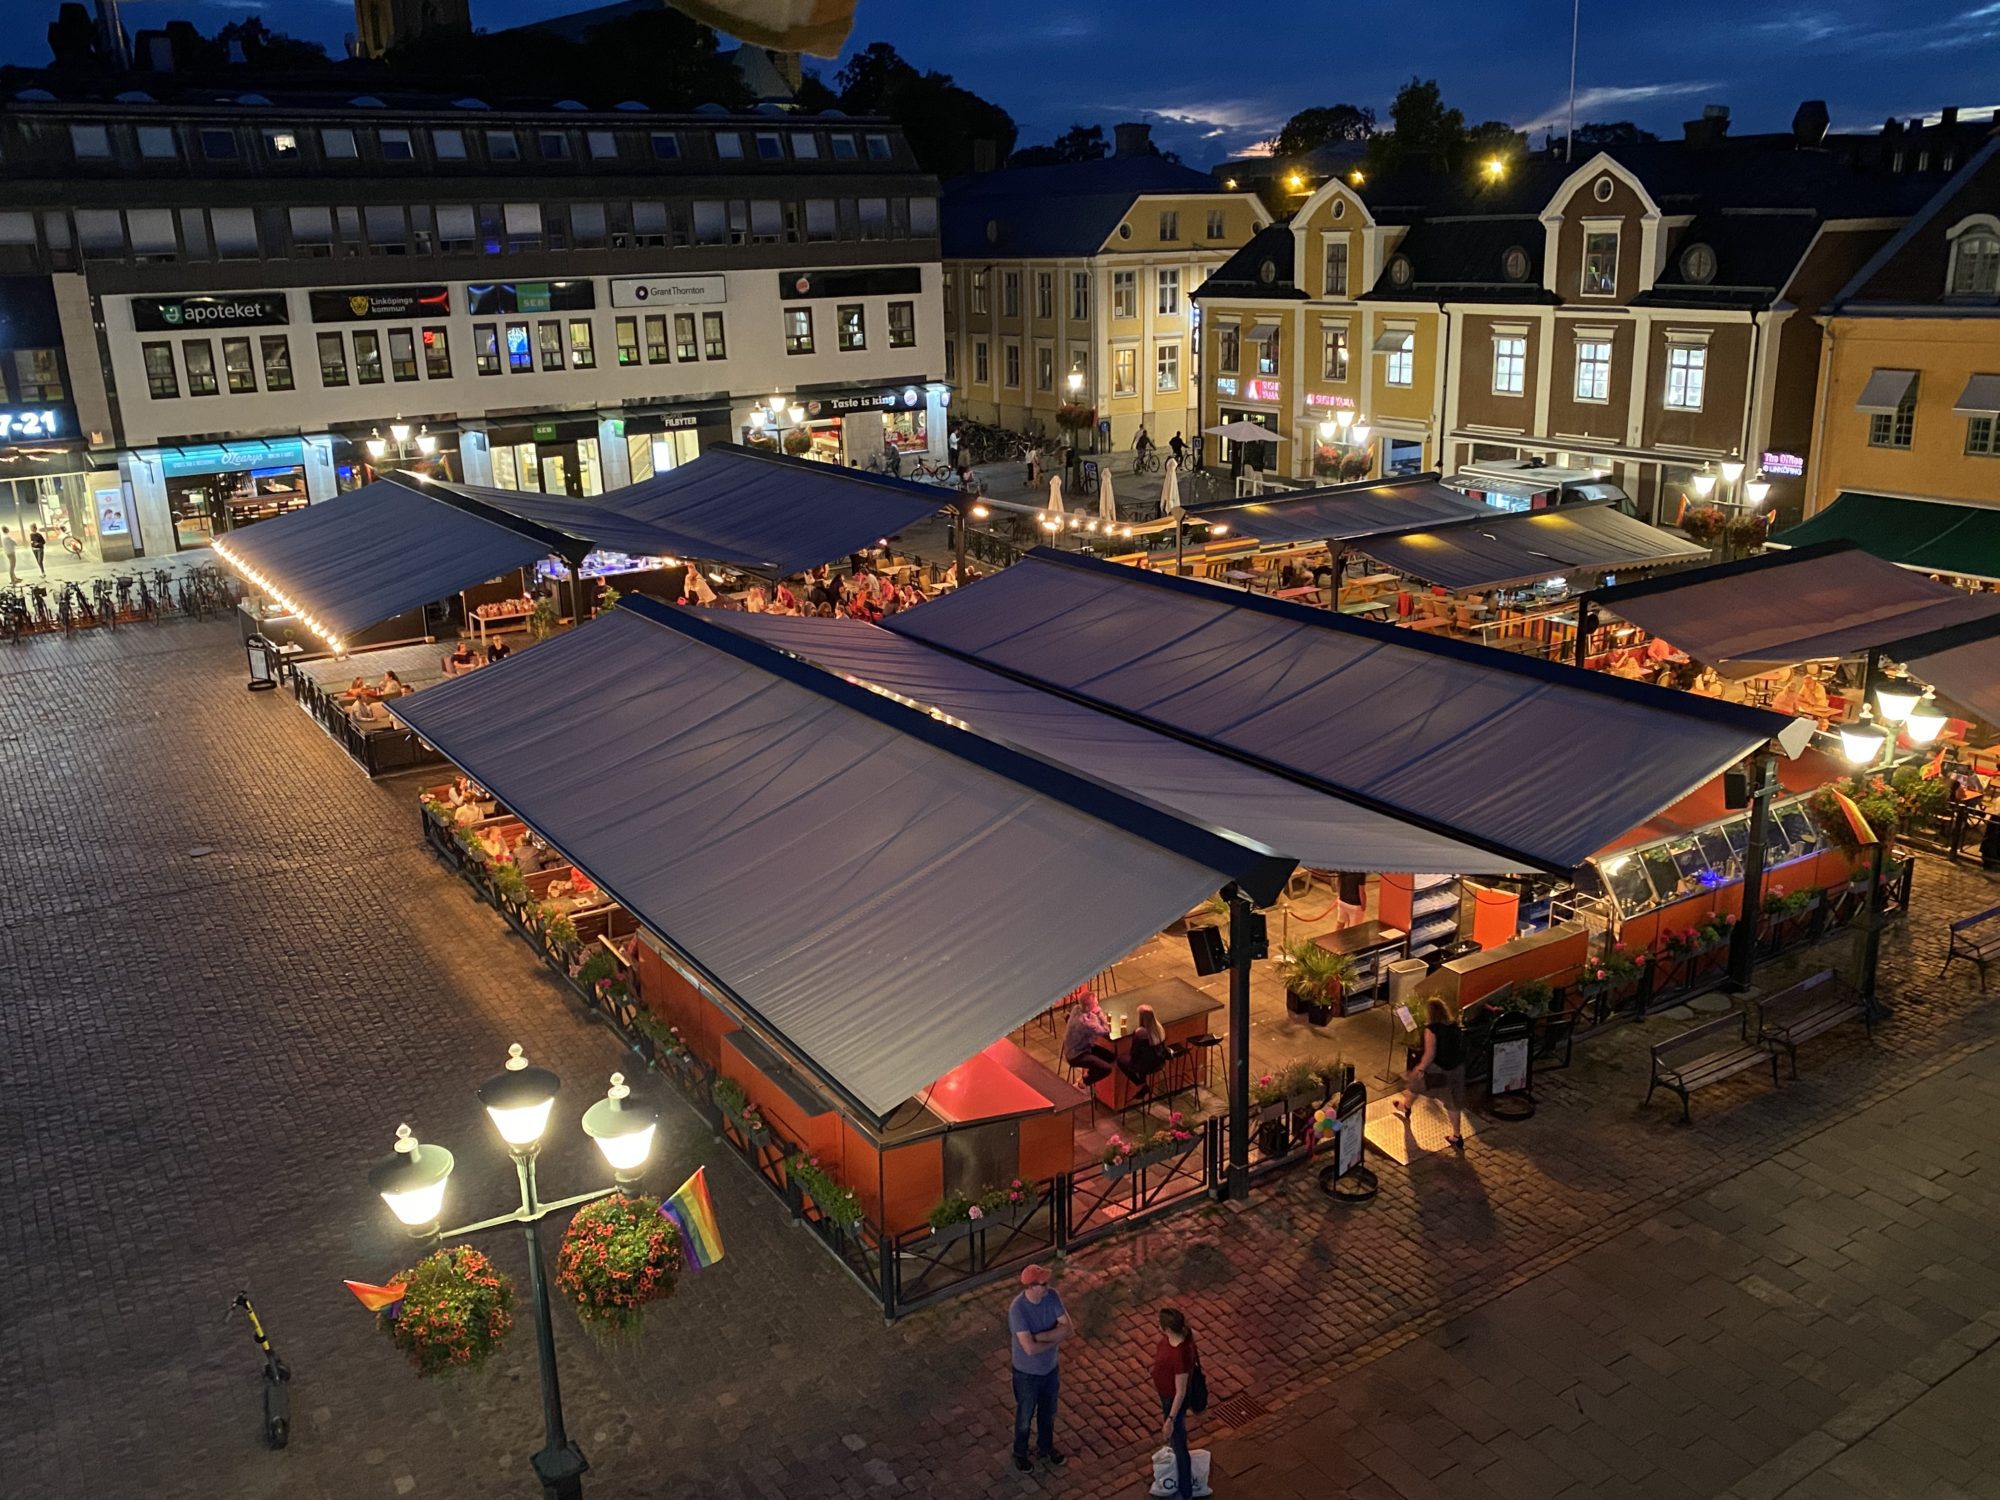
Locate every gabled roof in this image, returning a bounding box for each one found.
[1363,214,1554,303]
[941,154,1225,259]
[1830,136,2000,309]
[1192,221,1305,301]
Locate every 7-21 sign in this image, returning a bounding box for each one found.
[0,407,62,441]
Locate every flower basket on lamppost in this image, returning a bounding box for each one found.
[365,1046,659,1500]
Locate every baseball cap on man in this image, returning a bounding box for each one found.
[1019,1264,1051,1286]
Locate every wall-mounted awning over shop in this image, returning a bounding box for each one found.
[710,612,1518,874]
[888,550,1788,873]
[1188,478,1492,547]
[1351,502,1707,593]
[1952,375,2000,415]
[1592,541,2000,677]
[394,602,1288,1121]
[213,477,563,645]
[1773,492,2000,581]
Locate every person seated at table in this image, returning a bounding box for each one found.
[476,826,511,864]
[377,670,410,698]
[1690,666,1725,699]
[1061,992,1117,1086]
[442,641,478,676]
[514,838,551,874]
[1610,651,1648,680]
[445,776,478,808]
[772,583,803,615]
[483,638,511,664]
[1120,1004,1171,1088]
[336,675,372,704]
[351,694,389,726]
[1794,666,1834,726]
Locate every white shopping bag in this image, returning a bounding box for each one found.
[1148,1446,1213,1497]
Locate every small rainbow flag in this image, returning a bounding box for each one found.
[1825,785,1880,848]
[344,1278,408,1315]
[660,1167,725,1270]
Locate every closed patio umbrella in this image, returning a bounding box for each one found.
[1160,459,1181,517]
[1047,476,1064,514]
[1098,468,1118,524]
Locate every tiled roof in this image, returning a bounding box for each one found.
[1363,215,1554,303]
[940,154,1224,259]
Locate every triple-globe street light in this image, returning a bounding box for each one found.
[368,1046,658,1500]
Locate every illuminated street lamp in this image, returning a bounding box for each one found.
[367,1045,658,1500]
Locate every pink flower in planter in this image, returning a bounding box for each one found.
[1595,968,1608,981]
[967,1205,983,1220]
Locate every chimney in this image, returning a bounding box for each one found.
[1681,104,1731,148]
[1113,121,1153,158]
[971,137,998,174]
[1791,100,1829,147]
[1940,105,1959,129]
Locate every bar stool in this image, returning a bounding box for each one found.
[1188,1033,1223,1094]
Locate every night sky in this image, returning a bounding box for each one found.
[3,0,1993,166]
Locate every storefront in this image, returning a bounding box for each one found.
[469,415,608,497]
[0,403,97,553]
[742,383,947,468]
[1215,387,1281,469]
[121,436,341,553]
[615,403,733,484]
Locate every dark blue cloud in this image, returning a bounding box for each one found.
[1,0,1988,167]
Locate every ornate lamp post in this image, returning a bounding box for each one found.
[367,1046,658,1500]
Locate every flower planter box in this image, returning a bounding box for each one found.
[1104,1137,1199,1181]
[721,1108,770,1147]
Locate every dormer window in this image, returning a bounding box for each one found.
[1948,220,2000,297]
[1582,228,1618,296]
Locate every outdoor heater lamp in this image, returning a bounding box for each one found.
[479,1044,560,1149]
[369,1124,455,1236]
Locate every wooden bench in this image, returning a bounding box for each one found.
[1942,903,2000,992]
[1756,970,1869,1078]
[1645,1010,1779,1124]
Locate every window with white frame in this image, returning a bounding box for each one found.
[1575,338,1613,401]
[1071,271,1090,320]
[1870,386,1916,449]
[1036,271,1052,319]
[1967,414,1998,456]
[1217,325,1239,374]
[1492,335,1526,395]
[1949,223,2000,296]
[1581,229,1619,296]
[1663,341,1707,410]
[1159,210,1179,241]
[1257,330,1279,375]
[1002,271,1020,318]
[971,270,989,314]
[1324,239,1348,298]
[1322,323,1348,381]
[1112,270,1137,319]
[1157,269,1181,315]
[973,340,988,383]
[1157,342,1180,391]
[1036,345,1053,391]
[1384,331,1413,387]
[1113,346,1137,395]
[1004,341,1021,387]
[1207,209,1226,239]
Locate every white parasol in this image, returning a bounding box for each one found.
[1098,467,1118,523]
[1047,475,1064,514]
[1159,458,1182,517]
[1203,421,1287,444]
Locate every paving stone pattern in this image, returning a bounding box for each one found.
[4,621,1999,1500]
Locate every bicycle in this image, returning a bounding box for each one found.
[94,578,118,630]
[229,1292,292,1449]
[1134,449,1162,475]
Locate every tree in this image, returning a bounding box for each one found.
[833,41,1015,177]
[1008,123,1107,168]
[792,68,840,112]
[1364,77,1465,176]
[1271,104,1375,158]
[214,18,329,69]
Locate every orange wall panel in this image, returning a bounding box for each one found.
[879,1137,945,1237]
[1018,1112,1078,1184]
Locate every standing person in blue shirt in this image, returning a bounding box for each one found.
[1007,1264,1073,1471]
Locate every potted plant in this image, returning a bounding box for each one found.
[1506,979,1554,1018]
[925,1189,979,1241]
[1101,1112,1202,1180]
[977,1178,1042,1225]
[711,1077,768,1142]
[1278,941,1356,1026]
[1680,505,1728,547]
[490,862,528,908]
[377,1245,514,1378]
[554,1193,683,1334]
[786,1154,864,1233]
[1312,1057,1353,1100]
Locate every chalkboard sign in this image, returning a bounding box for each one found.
[1319,1080,1377,1203]
[1487,1011,1535,1119]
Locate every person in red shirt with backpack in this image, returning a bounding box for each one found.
[1152,1306,1204,1495]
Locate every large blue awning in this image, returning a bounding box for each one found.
[213,478,559,646]
[1353,503,1707,592]
[888,550,1788,872]
[711,612,1517,873]
[395,601,1286,1119]
[1190,478,1493,546]
[515,444,950,575]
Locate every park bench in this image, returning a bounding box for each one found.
[1756,970,1869,1078]
[1645,1009,1778,1124]
[1942,903,2000,993]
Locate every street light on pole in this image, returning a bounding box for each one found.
[367,1045,659,1500]
[1065,368,1086,492]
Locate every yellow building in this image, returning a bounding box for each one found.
[1193,175,1447,484]
[1798,136,2000,572]
[941,126,1269,452]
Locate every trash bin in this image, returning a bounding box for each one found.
[1386,958,1429,1010]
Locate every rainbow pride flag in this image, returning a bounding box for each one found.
[344,1278,407,1314]
[660,1167,725,1270]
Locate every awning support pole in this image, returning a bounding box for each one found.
[1226,884,1254,1201]
[1327,542,1347,605]
[568,560,589,629]
[1573,592,1597,668]
[1728,749,1778,990]
[1859,833,1889,1018]
[1860,647,1882,704]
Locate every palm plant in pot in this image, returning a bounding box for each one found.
[1278,941,1357,1026]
